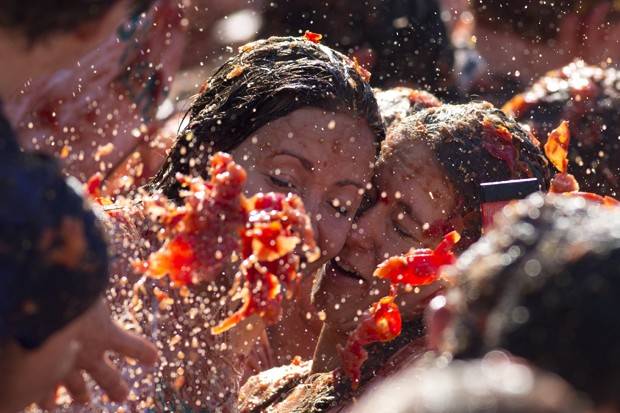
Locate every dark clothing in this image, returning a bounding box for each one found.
[0,107,21,157]
[0,109,109,349]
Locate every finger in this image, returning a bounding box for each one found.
[108,323,158,365]
[36,388,58,411]
[557,12,581,55]
[62,368,91,405]
[585,2,612,45]
[86,356,130,403]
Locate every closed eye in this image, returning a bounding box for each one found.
[393,219,414,239]
[269,176,296,190]
[330,199,351,217]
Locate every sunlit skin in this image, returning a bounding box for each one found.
[0,305,92,413]
[0,0,133,100]
[311,139,457,372]
[230,106,377,364]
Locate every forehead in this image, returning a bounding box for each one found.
[378,138,438,181]
[376,138,454,204]
[253,107,377,160]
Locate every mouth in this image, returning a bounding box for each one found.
[328,258,367,284]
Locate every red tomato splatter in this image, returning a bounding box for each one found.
[339,231,460,388]
[304,31,323,43]
[132,152,320,333]
[545,120,571,173]
[481,120,519,172]
[337,295,402,389]
[373,231,460,286]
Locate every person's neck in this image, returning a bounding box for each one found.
[311,323,349,374]
[266,274,323,366]
[473,25,572,87]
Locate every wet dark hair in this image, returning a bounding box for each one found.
[0,153,109,350]
[380,101,552,249]
[258,0,454,92]
[0,0,154,45]
[447,193,620,407]
[375,86,442,130]
[503,60,620,198]
[357,356,590,413]
[150,36,385,199]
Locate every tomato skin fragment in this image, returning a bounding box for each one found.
[373,231,460,285]
[353,57,372,82]
[545,120,571,173]
[304,31,322,43]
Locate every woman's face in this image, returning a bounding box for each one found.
[229,107,377,277]
[312,139,458,331]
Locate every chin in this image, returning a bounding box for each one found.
[310,262,379,330]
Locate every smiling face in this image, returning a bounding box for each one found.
[229,107,377,278]
[312,138,458,331]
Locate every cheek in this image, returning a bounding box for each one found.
[241,171,267,196]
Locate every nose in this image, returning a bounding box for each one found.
[302,197,330,265]
[345,205,382,258]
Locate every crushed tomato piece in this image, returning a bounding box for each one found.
[132,152,320,334]
[561,192,620,206]
[545,120,570,173]
[481,120,518,172]
[337,295,401,389]
[545,121,580,193]
[133,152,247,286]
[212,192,319,334]
[373,231,461,285]
[303,31,322,43]
[85,172,103,198]
[353,57,371,83]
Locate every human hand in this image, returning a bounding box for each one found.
[43,298,158,406]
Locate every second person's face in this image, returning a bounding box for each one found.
[312,139,458,331]
[230,107,377,278]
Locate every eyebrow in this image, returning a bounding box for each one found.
[278,150,313,171]
[277,150,366,189]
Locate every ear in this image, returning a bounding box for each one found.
[425,294,452,351]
